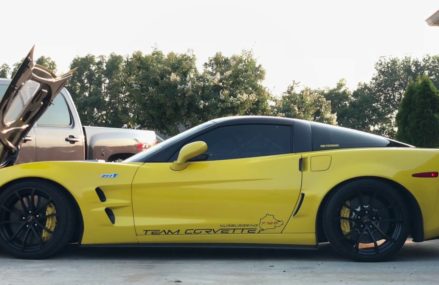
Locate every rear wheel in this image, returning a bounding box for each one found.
[322,179,409,261]
[0,180,76,259]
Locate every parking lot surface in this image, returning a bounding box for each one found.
[0,240,438,285]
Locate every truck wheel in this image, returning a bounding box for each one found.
[0,180,76,259]
[322,179,409,261]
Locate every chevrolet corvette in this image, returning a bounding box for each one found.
[0,51,438,261]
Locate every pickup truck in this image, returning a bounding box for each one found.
[0,78,158,164]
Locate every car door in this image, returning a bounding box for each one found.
[34,92,85,161]
[0,48,72,167]
[0,82,36,164]
[133,124,303,243]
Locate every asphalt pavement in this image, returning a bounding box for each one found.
[0,240,438,285]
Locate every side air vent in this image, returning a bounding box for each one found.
[293,193,305,216]
[95,187,106,202]
[105,208,115,224]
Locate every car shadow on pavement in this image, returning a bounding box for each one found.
[0,240,437,262]
[32,240,437,262]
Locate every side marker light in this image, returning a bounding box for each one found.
[412,172,439,178]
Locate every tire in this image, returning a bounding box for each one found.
[322,179,409,261]
[0,180,76,259]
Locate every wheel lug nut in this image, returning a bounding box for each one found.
[34,223,37,227]
[28,211,32,214]
[21,216,25,220]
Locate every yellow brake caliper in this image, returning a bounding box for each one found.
[41,203,57,242]
[340,202,351,235]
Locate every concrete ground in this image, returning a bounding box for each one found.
[0,240,438,285]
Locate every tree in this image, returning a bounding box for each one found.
[396,76,439,147]
[348,55,439,137]
[67,55,107,126]
[36,56,57,73]
[125,50,202,135]
[0,64,10,78]
[320,79,352,126]
[274,84,336,124]
[199,51,270,120]
[337,83,385,133]
[102,54,132,127]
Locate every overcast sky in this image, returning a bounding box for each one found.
[1,0,439,93]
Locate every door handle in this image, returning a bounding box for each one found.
[23,136,33,143]
[65,135,80,144]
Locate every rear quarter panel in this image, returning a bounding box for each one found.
[283,148,439,241]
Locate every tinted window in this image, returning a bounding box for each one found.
[176,124,292,161]
[37,94,72,127]
[311,123,390,150]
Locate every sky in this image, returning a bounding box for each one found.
[1,0,439,94]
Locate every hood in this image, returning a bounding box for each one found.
[0,47,73,167]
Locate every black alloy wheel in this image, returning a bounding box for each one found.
[0,180,76,259]
[322,179,409,261]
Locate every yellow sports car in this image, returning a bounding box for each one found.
[1,51,439,261]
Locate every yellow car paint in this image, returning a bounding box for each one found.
[133,153,302,244]
[0,147,438,247]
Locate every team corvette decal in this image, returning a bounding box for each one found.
[143,228,258,235]
[143,214,284,235]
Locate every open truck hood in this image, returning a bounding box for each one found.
[0,47,73,167]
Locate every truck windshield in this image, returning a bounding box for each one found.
[0,85,7,98]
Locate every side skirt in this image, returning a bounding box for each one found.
[79,243,319,251]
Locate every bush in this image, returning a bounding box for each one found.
[396,76,439,147]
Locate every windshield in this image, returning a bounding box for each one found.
[124,120,215,163]
[0,85,7,98]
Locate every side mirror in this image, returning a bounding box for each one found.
[171,141,208,171]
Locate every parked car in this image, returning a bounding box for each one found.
[0,74,157,164]
[1,112,438,261]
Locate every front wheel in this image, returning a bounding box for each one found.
[0,180,76,259]
[322,179,409,261]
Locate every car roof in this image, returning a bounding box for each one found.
[211,115,298,125]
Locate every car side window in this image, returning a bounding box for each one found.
[37,94,72,127]
[173,124,292,161]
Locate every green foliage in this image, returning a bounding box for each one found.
[9,56,57,78]
[3,50,439,146]
[67,55,107,126]
[36,56,57,73]
[396,76,439,147]
[66,50,271,136]
[199,51,270,120]
[320,79,352,126]
[347,56,439,137]
[0,64,10,78]
[339,83,383,133]
[125,50,201,135]
[274,84,336,124]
